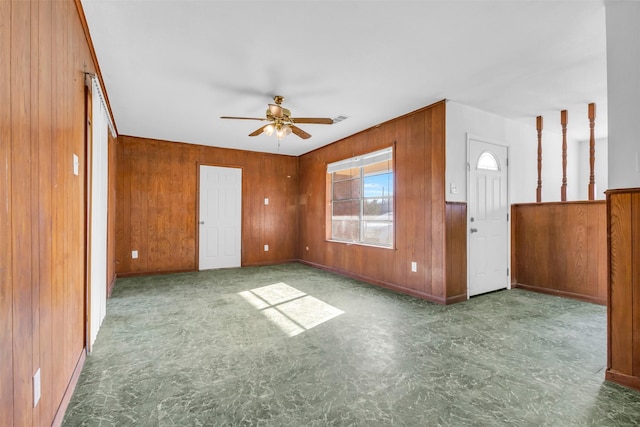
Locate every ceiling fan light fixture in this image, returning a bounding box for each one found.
[263,124,275,136]
[221,95,333,141]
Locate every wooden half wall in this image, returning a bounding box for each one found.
[606,188,640,391]
[511,201,607,305]
[115,136,299,275]
[1,0,96,424]
[297,101,466,304]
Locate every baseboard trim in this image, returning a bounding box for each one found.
[116,261,300,279]
[242,259,299,267]
[116,268,195,278]
[52,348,87,427]
[512,282,606,306]
[606,369,640,392]
[298,259,448,305]
[445,293,468,305]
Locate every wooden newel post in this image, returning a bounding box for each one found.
[588,103,596,200]
[536,116,543,203]
[561,110,568,201]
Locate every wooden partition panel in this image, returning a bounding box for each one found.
[298,101,452,304]
[115,136,298,275]
[511,201,606,305]
[446,202,468,303]
[606,188,640,391]
[1,0,96,424]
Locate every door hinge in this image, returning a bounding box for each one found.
[507,213,509,221]
[506,157,509,167]
[507,268,510,276]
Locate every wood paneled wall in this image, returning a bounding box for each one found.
[511,201,607,305]
[446,202,468,303]
[1,0,95,424]
[115,136,298,274]
[298,101,462,304]
[606,188,640,391]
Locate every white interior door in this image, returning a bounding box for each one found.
[468,139,509,296]
[199,166,242,270]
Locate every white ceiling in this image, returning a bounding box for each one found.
[81,0,608,156]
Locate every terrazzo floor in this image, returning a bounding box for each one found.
[63,263,640,426]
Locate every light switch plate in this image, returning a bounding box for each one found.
[264,244,269,251]
[264,198,269,205]
[411,261,417,272]
[73,154,79,176]
[132,250,138,259]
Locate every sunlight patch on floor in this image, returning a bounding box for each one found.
[239,282,344,337]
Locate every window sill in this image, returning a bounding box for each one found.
[326,239,394,250]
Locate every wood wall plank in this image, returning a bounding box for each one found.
[29,1,42,424]
[11,1,35,423]
[297,101,449,304]
[0,0,14,423]
[511,201,607,305]
[116,136,299,275]
[36,0,53,422]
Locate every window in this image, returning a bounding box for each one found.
[477,151,499,171]
[327,147,393,247]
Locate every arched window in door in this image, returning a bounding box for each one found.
[477,151,500,171]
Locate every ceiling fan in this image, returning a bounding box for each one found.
[220,95,333,140]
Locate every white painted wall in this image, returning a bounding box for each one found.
[605,1,640,190]
[446,101,580,204]
[577,138,608,200]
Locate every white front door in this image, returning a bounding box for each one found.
[199,165,242,270]
[468,139,509,296]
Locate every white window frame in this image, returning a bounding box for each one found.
[327,147,394,248]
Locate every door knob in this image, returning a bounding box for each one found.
[470,228,478,233]
[199,221,205,225]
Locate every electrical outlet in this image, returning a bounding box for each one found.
[450,183,457,194]
[33,369,41,408]
[411,261,417,272]
[264,244,269,252]
[264,197,269,205]
[132,250,138,259]
[306,246,309,251]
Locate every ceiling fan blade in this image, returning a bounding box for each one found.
[290,125,311,139]
[290,117,334,125]
[249,125,269,137]
[268,104,284,118]
[220,116,267,121]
